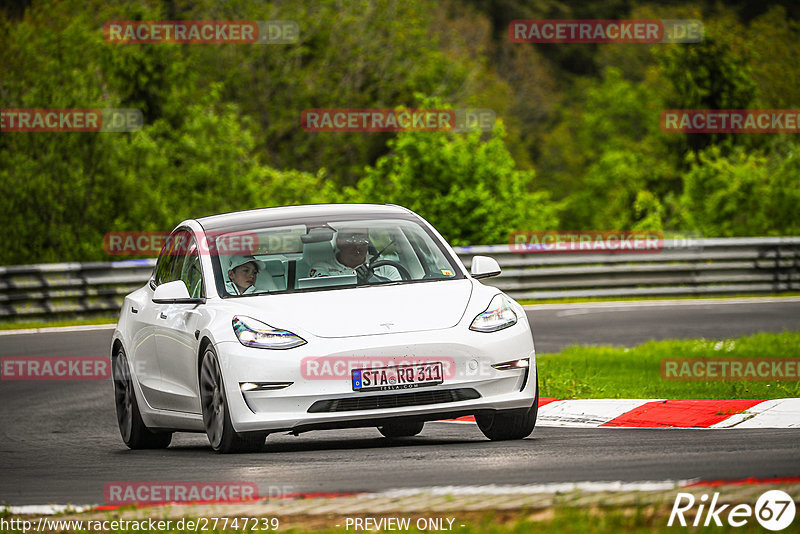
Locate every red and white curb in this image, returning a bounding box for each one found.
[441,398,800,428]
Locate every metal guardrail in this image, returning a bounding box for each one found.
[1,237,799,320]
[460,237,800,300]
[0,259,156,319]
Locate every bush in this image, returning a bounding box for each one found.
[347,115,557,245]
[680,144,800,236]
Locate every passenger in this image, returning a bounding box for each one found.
[225,255,268,295]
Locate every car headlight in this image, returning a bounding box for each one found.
[469,294,518,332]
[232,315,307,349]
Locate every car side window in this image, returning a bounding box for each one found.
[178,237,205,298]
[154,230,192,286]
[153,244,174,286]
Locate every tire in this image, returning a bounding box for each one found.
[200,346,267,453]
[378,420,424,438]
[476,372,539,441]
[113,347,172,449]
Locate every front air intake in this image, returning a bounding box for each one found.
[307,388,481,413]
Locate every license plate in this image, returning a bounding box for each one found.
[352,362,444,392]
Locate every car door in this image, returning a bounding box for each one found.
[152,234,204,414]
[128,285,164,408]
[128,234,185,408]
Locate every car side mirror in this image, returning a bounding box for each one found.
[470,256,501,279]
[152,280,204,304]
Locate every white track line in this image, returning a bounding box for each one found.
[0,324,116,336]
[3,504,91,515]
[524,296,800,311]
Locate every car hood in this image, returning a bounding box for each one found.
[229,279,474,338]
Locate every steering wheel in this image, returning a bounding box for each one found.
[367,259,411,281]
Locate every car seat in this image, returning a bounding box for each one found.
[297,233,336,279]
[259,259,286,291]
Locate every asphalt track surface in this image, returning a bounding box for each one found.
[1,299,799,505]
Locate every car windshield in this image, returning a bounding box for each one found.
[211,217,464,297]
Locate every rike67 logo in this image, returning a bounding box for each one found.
[669,490,796,530]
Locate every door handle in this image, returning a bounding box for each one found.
[131,307,138,314]
[159,312,167,320]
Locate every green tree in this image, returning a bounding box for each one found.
[744,6,800,109]
[551,67,676,231]
[656,33,758,154]
[0,4,323,264]
[347,117,557,246]
[680,144,800,237]
[182,0,512,186]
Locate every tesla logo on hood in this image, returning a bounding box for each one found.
[379,322,394,330]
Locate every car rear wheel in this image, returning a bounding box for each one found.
[200,346,266,453]
[476,372,538,441]
[113,347,172,449]
[378,420,424,438]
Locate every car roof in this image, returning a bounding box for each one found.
[195,203,415,232]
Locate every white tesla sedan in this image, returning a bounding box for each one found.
[112,204,538,453]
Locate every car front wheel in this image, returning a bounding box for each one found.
[113,347,172,449]
[476,372,538,441]
[200,346,266,453]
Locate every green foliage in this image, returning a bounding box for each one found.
[553,67,676,230]
[348,112,557,245]
[0,2,331,263]
[539,331,800,399]
[679,144,800,237]
[1,0,799,266]
[744,6,800,109]
[631,191,664,232]
[656,25,758,155]
[182,0,511,185]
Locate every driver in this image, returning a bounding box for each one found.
[309,229,402,282]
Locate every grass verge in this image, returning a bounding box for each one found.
[538,331,800,399]
[277,508,786,533]
[0,506,782,533]
[223,507,785,533]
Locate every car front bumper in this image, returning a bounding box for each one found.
[216,323,536,433]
